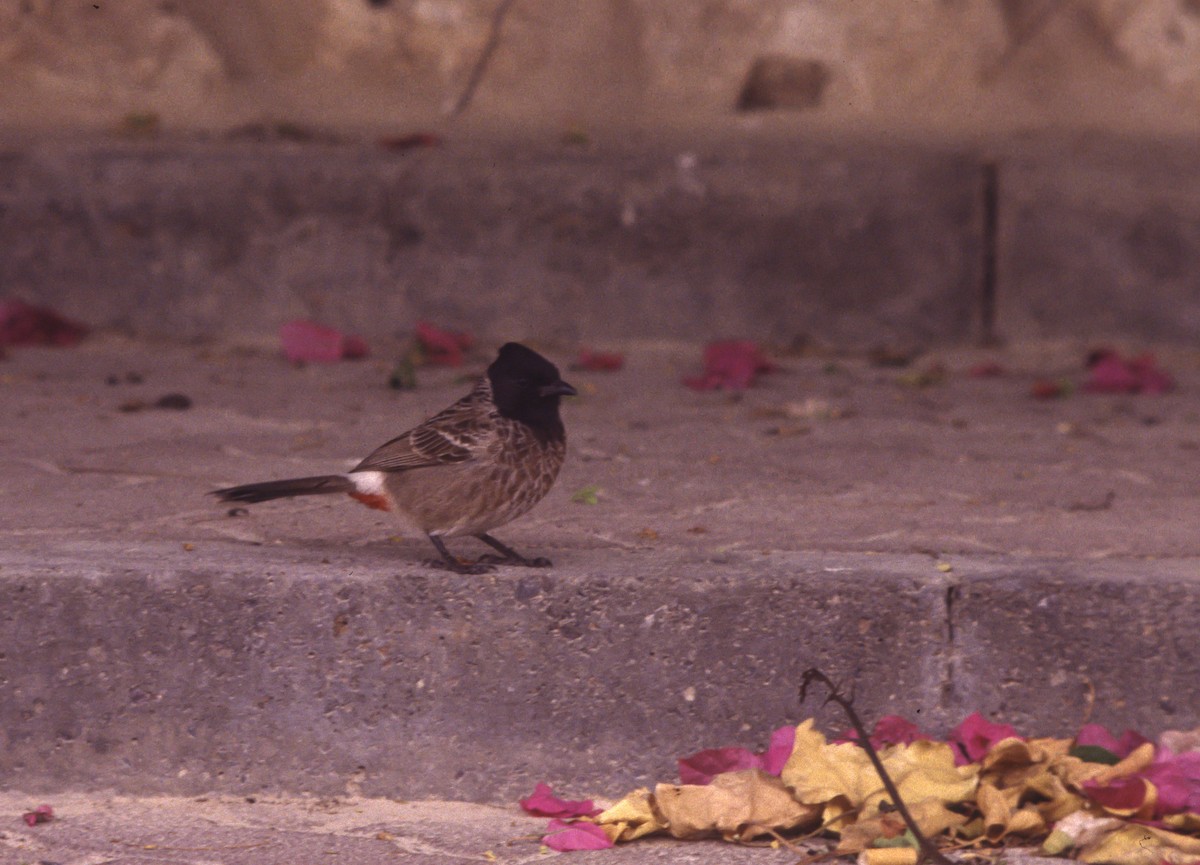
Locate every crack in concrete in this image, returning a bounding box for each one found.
[939,579,963,714]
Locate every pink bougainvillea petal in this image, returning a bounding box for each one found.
[341,333,370,359]
[577,349,625,371]
[761,725,797,776]
[949,712,1021,765]
[415,321,473,366]
[683,340,776,391]
[1084,349,1174,395]
[21,804,53,827]
[1076,723,1122,755]
[1129,354,1175,394]
[678,725,796,784]
[968,361,1004,378]
[542,818,613,851]
[0,299,88,348]
[1075,724,1152,760]
[1085,354,1142,394]
[1082,776,1153,815]
[279,320,369,363]
[1144,750,1200,816]
[839,715,932,749]
[519,783,600,819]
[678,746,760,785]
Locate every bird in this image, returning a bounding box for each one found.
[211,342,576,574]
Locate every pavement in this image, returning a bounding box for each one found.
[0,788,828,865]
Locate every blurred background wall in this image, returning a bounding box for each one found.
[4,0,1200,137]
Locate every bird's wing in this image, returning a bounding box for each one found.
[350,397,493,473]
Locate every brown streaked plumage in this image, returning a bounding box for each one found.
[211,342,576,574]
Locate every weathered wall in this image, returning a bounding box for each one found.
[4,0,1200,135]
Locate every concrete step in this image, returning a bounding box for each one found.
[1,338,1197,800]
[4,130,1200,348]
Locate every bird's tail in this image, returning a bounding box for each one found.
[211,475,354,504]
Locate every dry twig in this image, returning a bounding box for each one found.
[799,668,955,865]
[449,0,518,117]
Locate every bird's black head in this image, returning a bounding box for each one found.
[487,342,576,439]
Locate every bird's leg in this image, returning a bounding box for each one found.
[425,534,495,575]
[475,533,552,568]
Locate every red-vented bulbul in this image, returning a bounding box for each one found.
[212,342,576,574]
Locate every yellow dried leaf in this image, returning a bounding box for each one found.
[838,799,967,854]
[1041,811,1126,856]
[858,846,920,865]
[1090,777,1157,821]
[1164,812,1200,834]
[594,787,664,842]
[653,770,821,841]
[1079,823,1200,865]
[977,735,1091,825]
[1090,742,1156,785]
[781,719,977,837]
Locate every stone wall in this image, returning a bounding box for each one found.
[4,0,1200,136]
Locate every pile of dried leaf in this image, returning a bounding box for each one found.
[523,678,1200,864]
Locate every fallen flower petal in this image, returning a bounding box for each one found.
[677,725,796,785]
[683,340,775,391]
[1031,378,1072,399]
[0,299,88,347]
[1082,776,1155,819]
[1144,749,1200,817]
[576,348,625,371]
[279,320,369,363]
[968,361,1004,378]
[840,715,931,749]
[949,712,1021,765]
[1074,723,1151,761]
[1128,353,1175,394]
[1084,349,1175,395]
[519,783,601,819]
[415,321,473,366]
[542,818,613,851]
[1085,353,1142,394]
[761,725,797,776]
[678,747,761,786]
[22,804,53,826]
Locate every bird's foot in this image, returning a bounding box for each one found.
[474,533,552,568]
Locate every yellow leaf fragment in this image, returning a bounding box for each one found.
[780,719,977,852]
[594,787,664,842]
[1091,742,1156,785]
[654,770,821,841]
[975,780,1046,841]
[838,798,969,854]
[1164,812,1200,834]
[977,736,1088,829]
[858,846,920,865]
[1079,823,1200,865]
[1041,811,1125,856]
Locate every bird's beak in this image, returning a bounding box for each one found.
[540,379,577,398]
